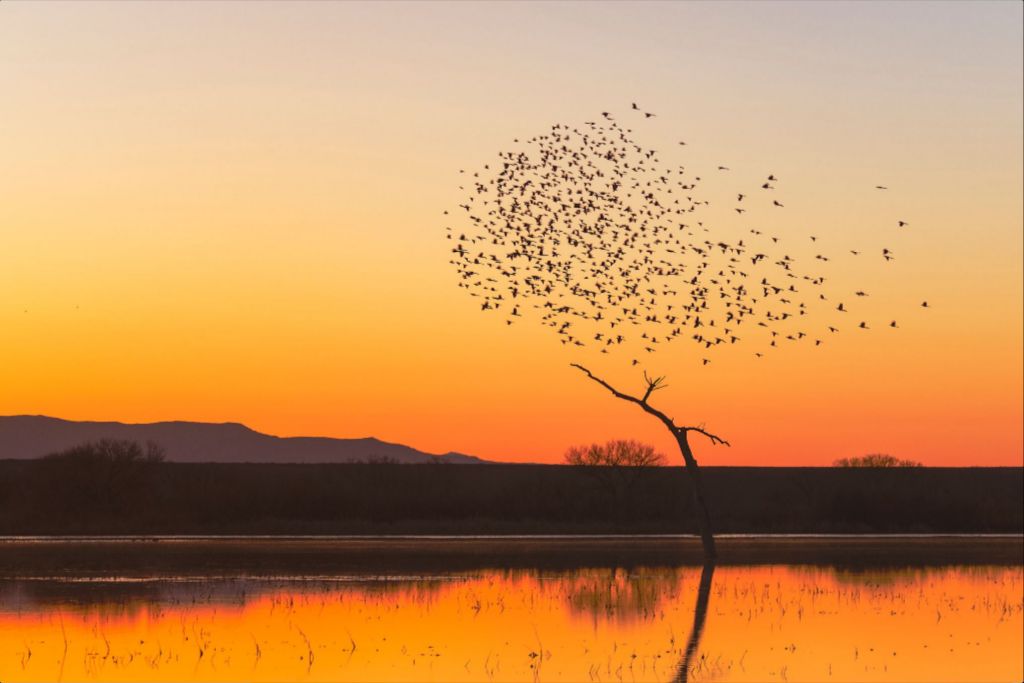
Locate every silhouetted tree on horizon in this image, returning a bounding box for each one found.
[43,438,166,465]
[565,438,667,514]
[564,438,666,468]
[448,107,917,560]
[571,367,727,558]
[36,439,166,524]
[834,453,923,467]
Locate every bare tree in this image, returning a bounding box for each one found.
[448,108,914,560]
[565,439,666,511]
[571,366,727,559]
[564,439,666,468]
[834,453,922,467]
[43,438,166,464]
[38,439,166,521]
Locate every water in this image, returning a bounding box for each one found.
[1,539,1021,682]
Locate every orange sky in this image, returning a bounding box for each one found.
[0,2,1021,465]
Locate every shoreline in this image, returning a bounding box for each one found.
[1,531,1022,542]
[2,535,1020,578]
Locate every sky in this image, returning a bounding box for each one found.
[0,1,1021,465]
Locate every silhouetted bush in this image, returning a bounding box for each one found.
[27,440,165,529]
[833,454,923,467]
[564,440,666,467]
[564,440,666,520]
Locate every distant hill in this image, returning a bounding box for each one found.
[0,415,488,464]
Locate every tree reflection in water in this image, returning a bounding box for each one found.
[2,561,1021,682]
[674,561,715,682]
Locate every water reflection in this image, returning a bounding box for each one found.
[1,564,1021,682]
[674,562,714,683]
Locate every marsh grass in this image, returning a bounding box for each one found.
[3,564,1020,682]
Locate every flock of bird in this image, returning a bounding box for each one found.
[446,106,925,365]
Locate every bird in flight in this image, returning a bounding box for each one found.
[447,104,919,366]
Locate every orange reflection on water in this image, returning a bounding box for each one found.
[2,566,1021,682]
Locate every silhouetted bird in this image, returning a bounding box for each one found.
[447,104,919,364]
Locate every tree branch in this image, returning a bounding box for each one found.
[641,371,668,403]
[570,364,731,449]
[571,364,677,433]
[680,426,731,447]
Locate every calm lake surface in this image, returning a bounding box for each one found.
[1,536,1021,682]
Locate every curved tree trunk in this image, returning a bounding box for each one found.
[674,431,717,560]
[570,364,727,563]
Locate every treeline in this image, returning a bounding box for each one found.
[0,458,1020,535]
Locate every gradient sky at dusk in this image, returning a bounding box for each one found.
[1,2,1021,465]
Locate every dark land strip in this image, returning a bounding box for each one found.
[1,462,1020,536]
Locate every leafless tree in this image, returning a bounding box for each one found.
[833,453,922,467]
[571,365,727,559]
[449,109,914,561]
[565,439,666,510]
[38,439,166,520]
[564,439,666,467]
[43,438,166,464]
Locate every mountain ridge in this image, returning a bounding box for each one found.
[0,415,487,464]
